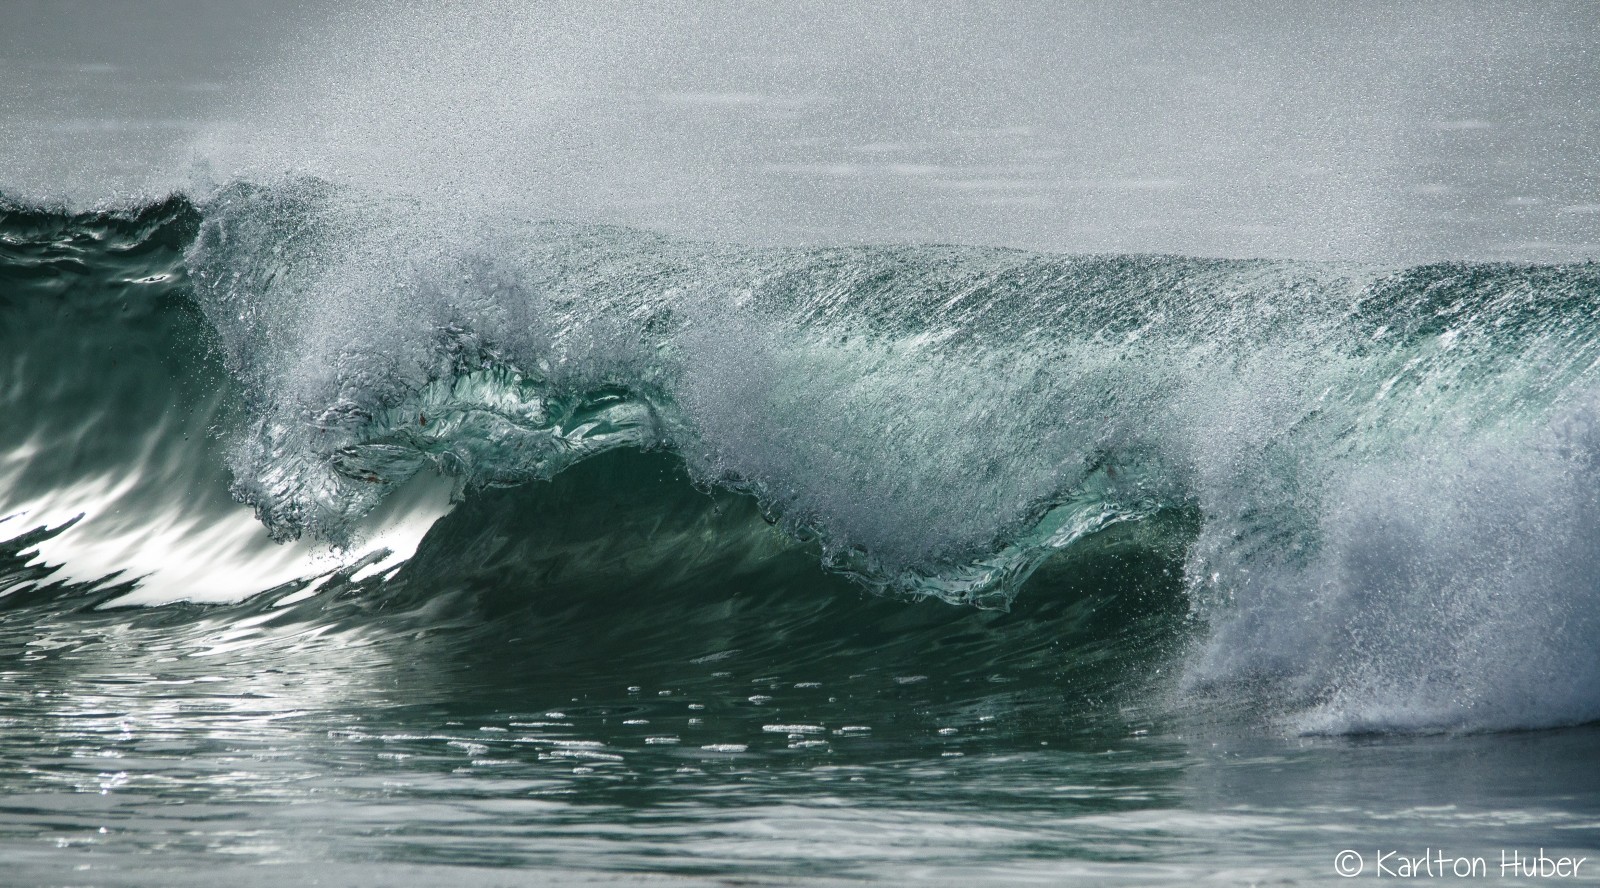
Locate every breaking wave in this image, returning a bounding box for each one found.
[3,180,1600,734]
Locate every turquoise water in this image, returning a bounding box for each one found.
[2,192,1598,885]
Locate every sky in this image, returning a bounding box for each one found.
[3,0,1597,261]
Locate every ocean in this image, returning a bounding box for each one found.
[3,3,1598,885]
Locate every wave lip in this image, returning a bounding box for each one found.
[183,178,1206,605]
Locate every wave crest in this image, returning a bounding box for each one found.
[156,177,1600,731]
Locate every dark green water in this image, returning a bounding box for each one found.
[2,191,1598,885]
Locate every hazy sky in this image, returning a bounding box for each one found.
[3,0,1597,261]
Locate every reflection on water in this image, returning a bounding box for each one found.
[2,452,1596,885]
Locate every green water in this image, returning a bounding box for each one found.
[2,193,1599,886]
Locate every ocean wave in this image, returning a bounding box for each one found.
[4,180,1600,733]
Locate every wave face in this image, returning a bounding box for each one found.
[5,180,1600,734]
